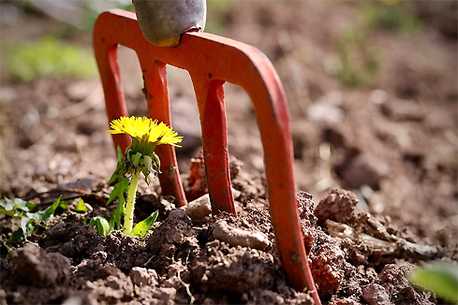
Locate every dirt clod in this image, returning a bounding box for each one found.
[297,192,347,299]
[376,264,432,304]
[147,209,196,253]
[43,221,106,264]
[85,265,134,304]
[129,267,159,287]
[192,240,276,296]
[315,188,359,227]
[106,231,147,272]
[145,209,199,275]
[9,243,71,287]
[362,283,393,305]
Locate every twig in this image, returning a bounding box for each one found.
[325,220,438,261]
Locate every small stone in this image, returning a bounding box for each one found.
[185,194,212,221]
[129,267,158,287]
[212,220,270,250]
[308,99,344,123]
[317,91,344,106]
[55,158,74,176]
[369,89,388,105]
[307,91,345,123]
[362,283,393,305]
[0,86,17,104]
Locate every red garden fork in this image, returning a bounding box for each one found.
[93,9,321,305]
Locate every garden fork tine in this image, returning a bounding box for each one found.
[140,60,188,207]
[93,9,321,305]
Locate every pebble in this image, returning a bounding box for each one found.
[129,267,158,287]
[307,101,344,123]
[0,86,17,104]
[212,220,270,250]
[184,194,212,221]
[362,283,393,305]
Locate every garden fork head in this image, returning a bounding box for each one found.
[93,9,321,305]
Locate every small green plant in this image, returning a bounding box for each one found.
[90,216,111,236]
[359,1,420,35]
[5,36,96,82]
[334,28,381,88]
[408,261,458,304]
[332,0,420,88]
[0,197,62,240]
[95,116,182,236]
[75,198,87,213]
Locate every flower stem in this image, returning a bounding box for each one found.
[123,170,140,234]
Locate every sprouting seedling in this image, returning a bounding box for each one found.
[0,197,62,240]
[106,116,182,234]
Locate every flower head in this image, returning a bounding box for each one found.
[107,116,182,180]
[108,116,182,150]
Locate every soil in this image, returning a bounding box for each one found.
[0,1,457,305]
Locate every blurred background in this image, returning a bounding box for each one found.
[0,0,457,245]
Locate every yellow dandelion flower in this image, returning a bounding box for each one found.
[107,116,182,155]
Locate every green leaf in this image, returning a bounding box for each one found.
[128,210,159,238]
[17,198,60,240]
[108,146,128,186]
[2,197,61,240]
[107,178,128,231]
[90,216,111,236]
[109,199,124,231]
[58,200,68,211]
[408,261,458,304]
[0,197,38,217]
[19,217,39,239]
[107,177,129,231]
[74,198,87,213]
[10,197,38,211]
[0,238,11,256]
[29,196,61,221]
[10,228,24,240]
[108,162,127,186]
[117,145,124,163]
[107,177,129,206]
